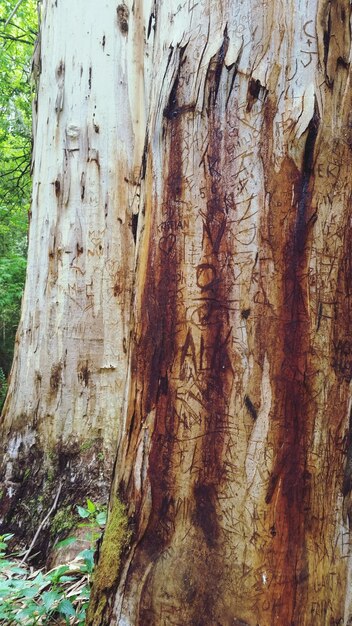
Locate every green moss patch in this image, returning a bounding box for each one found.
[50,506,76,539]
[86,497,130,625]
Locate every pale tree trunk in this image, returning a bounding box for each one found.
[87,0,352,624]
[0,0,151,545]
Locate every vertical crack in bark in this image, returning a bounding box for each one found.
[205,28,229,111]
[296,101,320,252]
[323,3,332,81]
[131,212,138,244]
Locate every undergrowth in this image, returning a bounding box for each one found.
[0,499,106,625]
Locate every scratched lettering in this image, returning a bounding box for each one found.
[332,338,352,381]
[158,218,189,232]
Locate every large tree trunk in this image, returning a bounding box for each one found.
[88,1,352,624]
[0,0,148,546]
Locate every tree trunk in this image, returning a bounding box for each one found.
[0,0,147,546]
[88,1,352,624]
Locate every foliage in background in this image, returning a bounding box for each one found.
[0,501,106,625]
[0,367,7,408]
[0,0,37,398]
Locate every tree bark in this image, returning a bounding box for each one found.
[0,0,148,545]
[88,1,352,624]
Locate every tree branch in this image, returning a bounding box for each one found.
[4,0,27,28]
[0,33,34,45]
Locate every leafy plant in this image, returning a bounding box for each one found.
[0,500,107,625]
[77,498,107,533]
[55,499,107,574]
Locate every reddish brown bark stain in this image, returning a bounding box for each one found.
[113,89,186,626]
[119,92,184,575]
[189,40,234,569]
[193,483,219,548]
[260,100,319,624]
[116,42,237,625]
[145,40,235,624]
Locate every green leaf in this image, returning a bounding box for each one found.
[41,590,61,611]
[8,565,27,575]
[55,536,77,550]
[31,572,45,585]
[17,603,42,619]
[20,586,38,599]
[77,506,90,519]
[46,565,70,583]
[96,511,107,526]
[58,598,76,617]
[86,498,96,513]
[77,548,95,573]
[0,559,15,568]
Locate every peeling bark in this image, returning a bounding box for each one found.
[88,0,352,624]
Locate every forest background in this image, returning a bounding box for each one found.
[0,0,37,408]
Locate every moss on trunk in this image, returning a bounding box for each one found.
[86,497,130,626]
